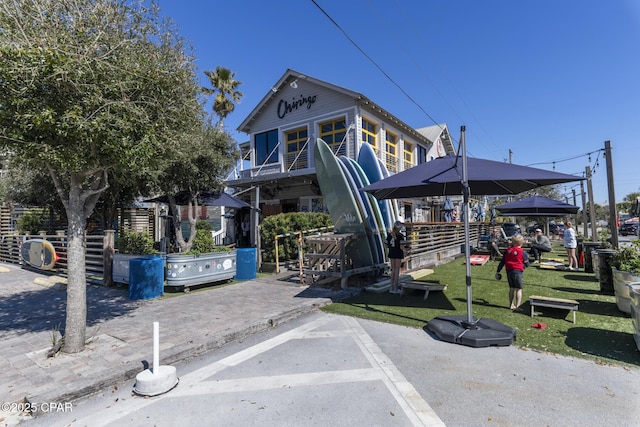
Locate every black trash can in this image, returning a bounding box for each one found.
[129,256,164,300]
[582,242,603,274]
[596,249,616,295]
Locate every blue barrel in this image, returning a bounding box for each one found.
[235,248,257,280]
[129,256,164,300]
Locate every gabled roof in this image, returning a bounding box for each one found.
[416,124,456,154]
[237,69,439,145]
[237,69,361,133]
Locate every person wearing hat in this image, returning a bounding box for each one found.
[530,228,552,263]
[385,220,406,294]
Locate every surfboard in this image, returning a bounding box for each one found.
[343,157,387,261]
[377,158,401,223]
[314,139,374,268]
[339,156,385,265]
[357,143,394,231]
[20,239,58,270]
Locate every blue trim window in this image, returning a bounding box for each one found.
[255,129,279,165]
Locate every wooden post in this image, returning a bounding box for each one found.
[586,166,598,242]
[580,180,588,238]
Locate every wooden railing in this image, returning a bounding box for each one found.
[0,222,493,284]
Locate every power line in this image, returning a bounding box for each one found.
[310,0,446,138]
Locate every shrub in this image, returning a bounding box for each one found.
[611,241,640,275]
[260,212,332,262]
[196,219,212,231]
[187,229,214,255]
[118,230,156,254]
[17,209,45,234]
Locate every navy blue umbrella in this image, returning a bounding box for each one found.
[145,191,251,209]
[362,155,583,200]
[362,126,585,347]
[495,195,579,216]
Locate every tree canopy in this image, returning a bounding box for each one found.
[0,0,207,353]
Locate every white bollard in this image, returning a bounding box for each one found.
[134,321,178,396]
[153,321,159,374]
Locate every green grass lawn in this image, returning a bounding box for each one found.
[322,243,640,368]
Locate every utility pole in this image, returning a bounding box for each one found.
[604,140,618,248]
[586,166,597,242]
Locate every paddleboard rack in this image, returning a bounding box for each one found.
[301,232,385,289]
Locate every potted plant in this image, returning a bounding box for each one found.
[165,223,236,290]
[112,230,158,284]
[610,242,640,314]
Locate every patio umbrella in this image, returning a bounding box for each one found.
[362,126,584,347]
[495,195,579,216]
[145,191,252,209]
[442,196,454,222]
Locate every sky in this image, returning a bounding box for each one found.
[157,0,640,207]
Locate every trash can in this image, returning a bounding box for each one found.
[582,242,602,273]
[235,248,257,280]
[129,256,164,300]
[596,249,616,295]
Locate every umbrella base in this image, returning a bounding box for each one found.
[426,315,515,348]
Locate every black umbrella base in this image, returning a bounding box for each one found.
[427,315,515,348]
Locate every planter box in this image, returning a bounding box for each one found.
[113,253,144,284]
[166,250,236,288]
[612,269,640,314]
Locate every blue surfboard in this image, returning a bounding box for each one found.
[339,157,385,265]
[314,139,374,268]
[357,143,395,231]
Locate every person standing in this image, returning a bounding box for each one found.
[495,234,529,311]
[530,228,552,262]
[385,220,406,294]
[563,221,578,271]
[488,227,502,260]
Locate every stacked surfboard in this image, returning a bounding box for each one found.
[314,139,399,269]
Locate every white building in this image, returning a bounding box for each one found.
[225,69,456,242]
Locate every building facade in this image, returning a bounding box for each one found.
[225,69,456,243]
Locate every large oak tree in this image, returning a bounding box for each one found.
[0,0,204,353]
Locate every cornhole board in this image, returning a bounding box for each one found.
[466,254,490,265]
[529,295,579,323]
[539,259,567,270]
[400,281,447,300]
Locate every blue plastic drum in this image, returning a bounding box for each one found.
[235,248,257,280]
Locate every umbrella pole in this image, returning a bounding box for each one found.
[461,126,474,325]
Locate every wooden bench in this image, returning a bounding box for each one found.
[400,281,447,301]
[529,295,579,323]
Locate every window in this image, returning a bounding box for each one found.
[403,141,413,170]
[385,132,398,173]
[286,127,309,170]
[361,118,377,150]
[319,118,347,156]
[255,129,279,165]
[417,145,428,165]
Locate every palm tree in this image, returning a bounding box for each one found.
[202,66,243,128]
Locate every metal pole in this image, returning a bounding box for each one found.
[461,126,473,325]
[604,140,619,248]
[580,180,588,238]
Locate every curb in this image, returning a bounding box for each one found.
[27,298,330,417]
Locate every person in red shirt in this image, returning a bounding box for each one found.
[495,234,529,311]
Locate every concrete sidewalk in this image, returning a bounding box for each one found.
[0,262,357,419]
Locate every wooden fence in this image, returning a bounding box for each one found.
[0,221,493,285]
[0,232,112,285]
